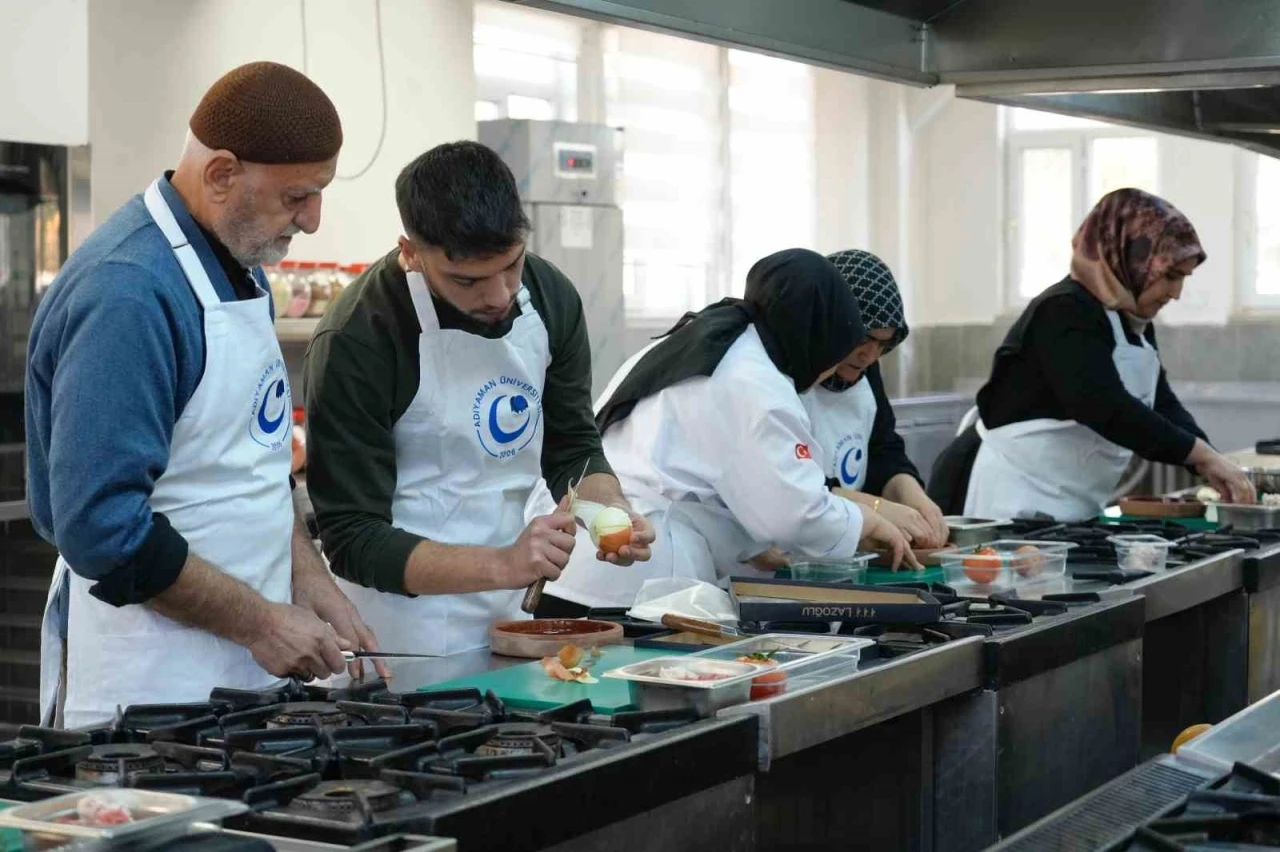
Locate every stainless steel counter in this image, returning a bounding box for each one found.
[719,635,985,769]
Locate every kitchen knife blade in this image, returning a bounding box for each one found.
[342,650,440,660]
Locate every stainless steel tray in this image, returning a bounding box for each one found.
[1214,502,1280,531]
[604,634,874,716]
[0,790,246,842]
[943,516,1010,547]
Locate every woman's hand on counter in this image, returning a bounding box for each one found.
[747,546,792,572]
[1187,439,1256,505]
[859,509,923,571]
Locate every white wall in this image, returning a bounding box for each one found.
[916,98,1003,326]
[812,68,870,257]
[0,0,88,145]
[86,0,475,264]
[1155,135,1236,326]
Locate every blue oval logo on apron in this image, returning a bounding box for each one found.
[840,445,864,486]
[248,359,292,450]
[473,377,542,459]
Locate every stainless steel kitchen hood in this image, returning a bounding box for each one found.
[514,0,1280,156]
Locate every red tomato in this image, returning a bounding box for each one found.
[962,547,1001,584]
[749,668,788,700]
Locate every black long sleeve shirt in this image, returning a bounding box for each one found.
[977,277,1206,466]
[862,362,923,495]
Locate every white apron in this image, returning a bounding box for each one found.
[39,178,294,728]
[801,378,877,491]
[334,271,548,655]
[531,340,729,608]
[964,310,1161,523]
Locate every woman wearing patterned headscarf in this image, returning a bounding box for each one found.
[803,250,949,549]
[959,188,1253,523]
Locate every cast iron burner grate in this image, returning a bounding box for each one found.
[289,779,406,820]
[267,702,351,730]
[474,723,562,757]
[75,743,167,784]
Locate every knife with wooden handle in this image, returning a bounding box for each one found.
[522,462,591,615]
[660,614,741,638]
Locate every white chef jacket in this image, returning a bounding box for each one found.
[542,326,866,606]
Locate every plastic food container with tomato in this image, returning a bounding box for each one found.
[937,540,1074,589]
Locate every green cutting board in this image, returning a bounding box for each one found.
[1098,514,1220,532]
[862,565,947,586]
[422,645,682,714]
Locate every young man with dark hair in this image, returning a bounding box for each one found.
[304,141,653,654]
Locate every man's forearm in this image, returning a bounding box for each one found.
[402,539,508,595]
[574,472,631,509]
[146,552,269,647]
[291,514,329,586]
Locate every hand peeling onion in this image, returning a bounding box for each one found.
[589,506,634,555]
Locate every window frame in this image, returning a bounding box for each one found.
[1236,149,1280,311]
[1003,113,1160,309]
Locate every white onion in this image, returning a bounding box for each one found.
[589,506,633,551]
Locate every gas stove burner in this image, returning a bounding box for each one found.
[266,702,351,729]
[289,779,405,819]
[475,723,562,757]
[75,743,168,784]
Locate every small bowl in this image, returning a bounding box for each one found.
[1107,534,1175,571]
[489,618,624,658]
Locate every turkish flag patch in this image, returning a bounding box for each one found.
[795,443,812,460]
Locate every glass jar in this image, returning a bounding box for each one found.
[305,262,334,317]
[287,262,314,318]
[267,262,292,319]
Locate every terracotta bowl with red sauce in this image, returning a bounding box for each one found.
[489,618,624,659]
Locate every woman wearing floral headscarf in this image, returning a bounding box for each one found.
[803,250,949,548]
[961,188,1253,522]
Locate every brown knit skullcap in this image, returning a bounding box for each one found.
[190,61,342,165]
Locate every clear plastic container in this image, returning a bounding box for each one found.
[1108,534,1175,571]
[788,553,875,583]
[937,540,1074,589]
[686,633,873,667]
[1176,687,1280,775]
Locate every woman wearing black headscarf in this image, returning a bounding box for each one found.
[532,248,918,614]
[801,250,949,549]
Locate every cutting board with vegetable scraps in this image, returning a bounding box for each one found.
[423,645,681,713]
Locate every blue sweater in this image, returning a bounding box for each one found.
[26,175,272,606]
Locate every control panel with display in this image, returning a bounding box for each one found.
[554,142,597,179]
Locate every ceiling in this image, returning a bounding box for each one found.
[518,0,1280,157]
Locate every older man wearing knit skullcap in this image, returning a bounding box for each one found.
[28,61,386,728]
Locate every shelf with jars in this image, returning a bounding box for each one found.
[266,261,368,341]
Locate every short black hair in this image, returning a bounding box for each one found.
[395,141,531,260]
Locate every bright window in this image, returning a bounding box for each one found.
[1005,108,1159,303]
[1254,155,1280,298]
[474,4,816,321]
[473,1,580,122]
[727,50,815,295]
